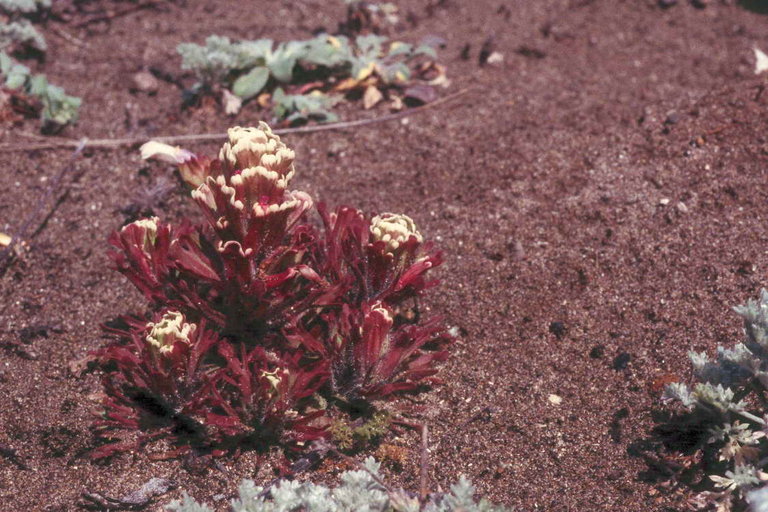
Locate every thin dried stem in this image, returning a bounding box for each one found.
[420,423,430,502]
[0,88,471,153]
[0,141,86,273]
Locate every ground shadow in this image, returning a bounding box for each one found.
[739,0,768,15]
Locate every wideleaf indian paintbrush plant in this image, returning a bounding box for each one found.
[95,123,452,459]
[662,290,768,511]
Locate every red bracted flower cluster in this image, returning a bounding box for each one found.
[94,311,221,458]
[97,123,452,458]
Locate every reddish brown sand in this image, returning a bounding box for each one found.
[2,0,768,510]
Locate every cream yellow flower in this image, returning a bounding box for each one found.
[145,311,196,354]
[370,213,422,254]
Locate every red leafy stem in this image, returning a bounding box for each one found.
[97,133,453,458]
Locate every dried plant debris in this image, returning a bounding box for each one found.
[81,477,176,510]
[168,457,507,512]
[338,0,400,36]
[119,178,175,221]
[176,31,445,121]
[0,51,80,129]
[661,289,768,510]
[331,411,391,451]
[92,123,453,459]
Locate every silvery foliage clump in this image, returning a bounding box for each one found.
[178,34,433,91]
[0,0,50,13]
[664,290,768,510]
[167,458,507,512]
[0,20,45,52]
[0,51,81,125]
[749,487,768,512]
[0,0,49,53]
[177,33,436,122]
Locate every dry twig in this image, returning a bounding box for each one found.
[392,417,431,502]
[75,0,167,28]
[0,141,85,274]
[420,423,430,502]
[0,88,471,153]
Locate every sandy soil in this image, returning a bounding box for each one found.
[2,0,768,510]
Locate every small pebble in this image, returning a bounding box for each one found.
[486,52,505,66]
[548,394,563,405]
[131,71,159,95]
[664,111,680,125]
[658,0,677,7]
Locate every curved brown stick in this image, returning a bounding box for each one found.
[0,141,86,272]
[0,88,471,153]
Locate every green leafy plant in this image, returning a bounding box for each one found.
[0,0,49,54]
[167,457,507,512]
[272,87,339,124]
[177,31,443,122]
[0,51,81,129]
[0,0,50,13]
[0,0,81,130]
[0,20,45,53]
[331,411,391,451]
[662,290,768,510]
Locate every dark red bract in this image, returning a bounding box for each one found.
[96,123,452,458]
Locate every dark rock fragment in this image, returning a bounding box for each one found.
[460,43,471,60]
[479,35,496,66]
[589,344,605,359]
[664,111,680,125]
[18,323,62,343]
[549,321,566,340]
[515,46,546,59]
[613,352,632,370]
[81,477,176,510]
[403,85,437,106]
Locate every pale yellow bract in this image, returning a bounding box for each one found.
[370,213,422,254]
[219,123,295,178]
[145,311,196,354]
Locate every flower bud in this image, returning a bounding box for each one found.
[219,123,295,178]
[121,217,159,253]
[370,213,422,254]
[145,311,196,354]
[261,369,283,393]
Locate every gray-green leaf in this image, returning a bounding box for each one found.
[232,66,269,99]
